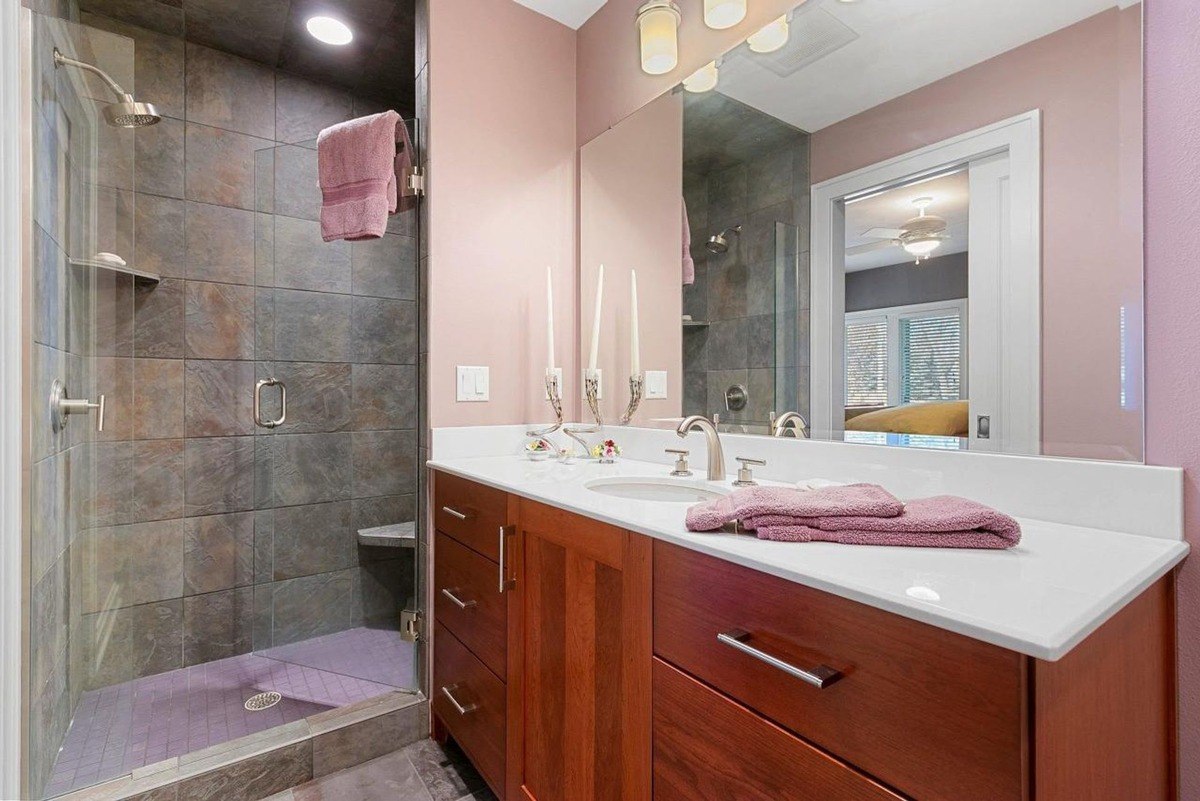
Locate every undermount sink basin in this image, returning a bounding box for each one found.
[584,477,728,503]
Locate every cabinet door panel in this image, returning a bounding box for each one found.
[520,500,651,801]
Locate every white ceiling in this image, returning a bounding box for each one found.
[718,0,1136,132]
[844,171,969,272]
[514,0,607,29]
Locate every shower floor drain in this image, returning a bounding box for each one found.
[244,691,282,711]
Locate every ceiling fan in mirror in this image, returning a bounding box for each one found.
[847,197,951,265]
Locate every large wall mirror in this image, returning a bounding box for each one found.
[579,0,1143,461]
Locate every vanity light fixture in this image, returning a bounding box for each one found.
[704,0,747,29]
[637,1,682,75]
[747,14,789,53]
[306,16,353,45]
[683,60,720,93]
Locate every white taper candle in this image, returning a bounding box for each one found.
[546,266,555,375]
[588,264,605,373]
[630,269,640,376]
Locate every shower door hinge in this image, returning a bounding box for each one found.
[401,609,423,642]
[407,167,425,196]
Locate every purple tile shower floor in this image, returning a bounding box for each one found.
[43,627,416,798]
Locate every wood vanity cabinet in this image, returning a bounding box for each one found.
[431,472,1176,801]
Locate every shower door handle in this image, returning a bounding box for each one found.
[254,378,286,429]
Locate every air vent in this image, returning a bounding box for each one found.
[734,5,859,78]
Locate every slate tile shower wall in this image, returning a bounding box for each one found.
[69,12,420,691]
[682,108,811,427]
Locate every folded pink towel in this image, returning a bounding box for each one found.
[754,496,1021,549]
[318,110,403,242]
[685,484,903,532]
[682,197,695,286]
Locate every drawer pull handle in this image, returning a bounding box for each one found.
[498,525,515,593]
[440,683,477,716]
[717,629,842,689]
[440,588,476,610]
[441,505,471,521]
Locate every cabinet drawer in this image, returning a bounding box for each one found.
[435,531,507,679]
[653,542,1026,801]
[434,471,508,561]
[433,622,506,796]
[653,658,905,801]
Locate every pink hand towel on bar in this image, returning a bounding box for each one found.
[318,110,402,242]
[685,484,903,532]
[755,495,1022,549]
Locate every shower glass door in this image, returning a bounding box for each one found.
[250,121,423,698]
[27,12,138,799]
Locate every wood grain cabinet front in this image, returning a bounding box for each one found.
[432,622,507,794]
[653,658,906,801]
[434,531,508,679]
[434,470,509,561]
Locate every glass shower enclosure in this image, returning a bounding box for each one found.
[23,11,424,798]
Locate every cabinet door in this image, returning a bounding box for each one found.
[517,501,652,801]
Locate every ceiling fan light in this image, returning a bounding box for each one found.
[683,61,719,92]
[748,15,788,53]
[902,237,942,257]
[704,0,746,30]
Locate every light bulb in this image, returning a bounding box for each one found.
[306,16,353,45]
[683,61,719,93]
[704,0,746,30]
[903,238,942,257]
[747,15,788,53]
[637,1,682,75]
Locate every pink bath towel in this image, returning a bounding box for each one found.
[682,197,695,285]
[754,496,1022,549]
[685,484,903,532]
[318,110,404,242]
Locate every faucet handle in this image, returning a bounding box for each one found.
[666,448,692,477]
[733,456,766,487]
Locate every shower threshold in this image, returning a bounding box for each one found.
[43,626,417,798]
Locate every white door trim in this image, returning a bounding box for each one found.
[810,110,1041,450]
[0,2,29,797]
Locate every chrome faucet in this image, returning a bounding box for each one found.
[771,411,809,439]
[676,415,726,481]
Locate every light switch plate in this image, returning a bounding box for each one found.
[645,370,668,399]
[582,368,602,399]
[456,366,489,402]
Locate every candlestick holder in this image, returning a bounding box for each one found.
[584,372,603,427]
[620,373,644,425]
[526,372,564,438]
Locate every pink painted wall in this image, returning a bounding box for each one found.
[427,0,578,427]
[810,8,1143,462]
[579,92,683,423]
[576,0,799,145]
[1144,0,1200,794]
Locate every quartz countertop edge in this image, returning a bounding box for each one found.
[428,456,1189,661]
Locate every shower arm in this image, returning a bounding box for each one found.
[53,49,131,100]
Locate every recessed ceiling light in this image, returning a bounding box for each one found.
[306,16,353,45]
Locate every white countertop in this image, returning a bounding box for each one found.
[428,454,1189,661]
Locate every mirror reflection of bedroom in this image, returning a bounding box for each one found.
[841,172,970,448]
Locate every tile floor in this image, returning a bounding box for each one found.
[44,628,416,798]
[270,739,496,801]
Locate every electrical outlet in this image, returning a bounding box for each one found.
[456,366,489,401]
[645,370,668,399]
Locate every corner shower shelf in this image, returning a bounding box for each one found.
[69,257,160,285]
[357,521,416,548]
[682,319,710,328]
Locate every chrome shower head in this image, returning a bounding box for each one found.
[53,48,162,128]
[103,96,162,128]
[706,224,742,255]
